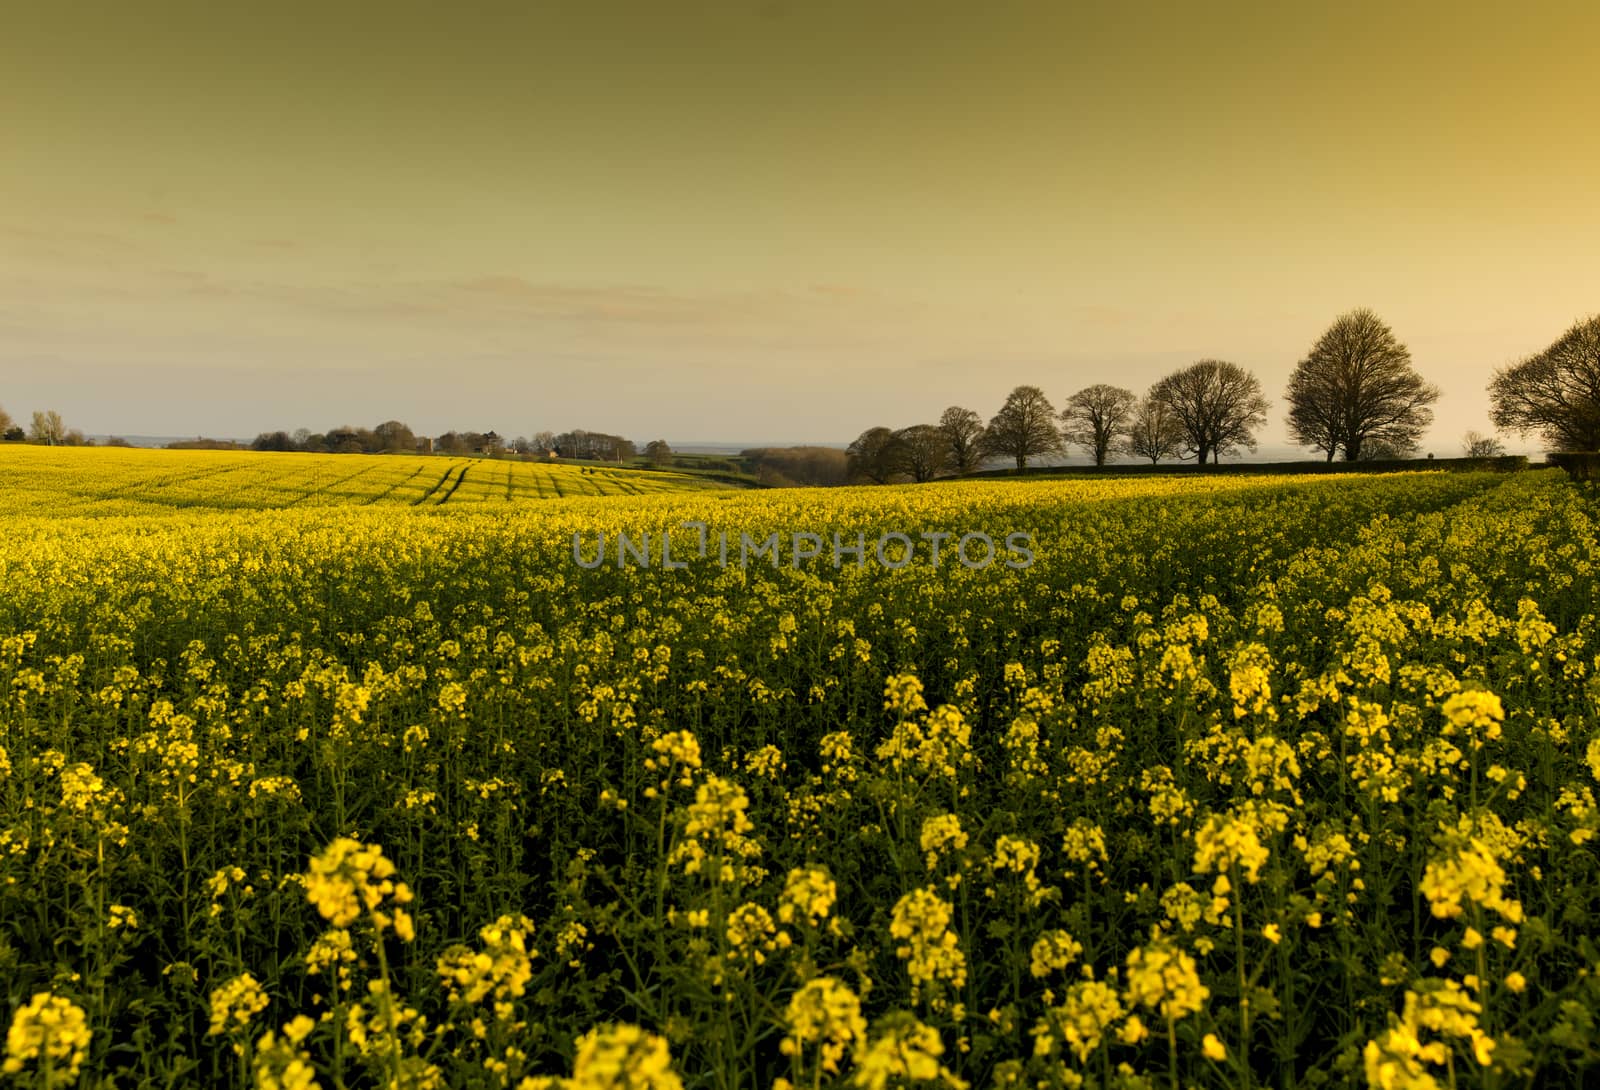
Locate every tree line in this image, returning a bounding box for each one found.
[7,310,1595,472]
[248,423,645,461]
[847,308,1598,483]
[0,407,97,447]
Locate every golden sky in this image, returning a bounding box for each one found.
[3,0,1597,448]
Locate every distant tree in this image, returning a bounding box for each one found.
[1125,397,1184,464]
[29,410,65,446]
[105,436,132,447]
[2,426,22,442]
[1489,314,1600,452]
[0,405,10,436]
[645,439,674,466]
[324,426,368,454]
[252,431,297,452]
[740,447,850,487]
[64,429,89,447]
[1062,384,1137,466]
[1150,361,1269,466]
[982,385,1062,471]
[1358,437,1417,461]
[938,406,987,475]
[436,431,465,454]
[1286,309,1439,461]
[846,426,905,484]
[894,424,950,482]
[532,430,557,453]
[1461,431,1505,458]
[292,428,313,450]
[373,420,416,453]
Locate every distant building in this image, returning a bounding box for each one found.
[417,436,434,453]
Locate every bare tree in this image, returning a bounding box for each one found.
[1489,314,1600,452]
[532,430,557,453]
[846,426,905,484]
[29,410,65,446]
[938,406,987,475]
[1061,384,1136,466]
[894,424,950,482]
[1150,361,1269,466]
[1286,309,1439,461]
[1462,431,1505,458]
[1125,397,1184,464]
[981,385,1061,471]
[644,439,673,466]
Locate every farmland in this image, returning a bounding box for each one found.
[1,455,1598,1090]
[0,445,730,518]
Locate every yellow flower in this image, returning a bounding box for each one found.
[1202,1033,1227,1061]
[3,992,91,1082]
[569,1024,683,1090]
[207,973,269,1037]
[1124,942,1209,1022]
[779,977,867,1075]
[304,838,414,930]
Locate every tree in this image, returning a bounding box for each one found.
[1150,361,1269,466]
[252,431,297,452]
[29,410,65,446]
[1125,397,1184,464]
[1489,314,1600,452]
[1061,384,1136,466]
[645,439,674,466]
[532,430,557,454]
[846,426,905,484]
[938,406,987,475]
[1462,431,1505,458]
[1359,437,1417,461]
[1285,309,1439,461]
[373,420,416,452]
[981,385,1061,471]
[894,424,950,483]
[0,405,10,437]
[2,427,22,442]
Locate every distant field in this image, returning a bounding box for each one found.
[0,444,735,516]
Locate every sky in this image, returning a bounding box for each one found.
[3,0,1598,450]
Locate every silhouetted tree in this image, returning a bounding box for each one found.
[938,406,987,475]
[846,426,905,484]
[894,424,950,482]
[1462,431,1505,458]
[1490,314,1600,452]
[1125,397,1184,464]
[1062,384,1137,466]
[1286,309,1439,461]
[982,385,1061,470]
[1150,361,1269,466]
